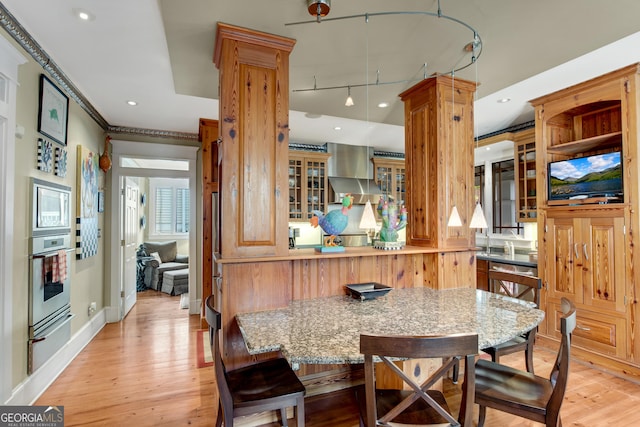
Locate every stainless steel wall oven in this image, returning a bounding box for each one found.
[28,179,74,374]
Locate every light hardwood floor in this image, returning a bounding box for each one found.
[37,290,640,426]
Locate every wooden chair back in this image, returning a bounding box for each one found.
[474,297,576,427]
[547,297,577,420]
[488,269,542,307]
[205,295,233,420]
[204,295,306,427]
[360,333,478,427]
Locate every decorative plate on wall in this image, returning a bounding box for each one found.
[54,146,68,177]
[37,138,53,172]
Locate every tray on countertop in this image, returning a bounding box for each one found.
[345,282,392,300]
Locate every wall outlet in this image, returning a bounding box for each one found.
[88,302,97,316]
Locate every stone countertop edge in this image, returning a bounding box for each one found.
[476,251,538,268]
[215,245,475,264]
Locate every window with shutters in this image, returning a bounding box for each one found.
[149,178,189,238]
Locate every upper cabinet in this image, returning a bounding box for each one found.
[531,66,634,211]
[514,132,537,223]
[288,151,331,221]
[372,157,406,204]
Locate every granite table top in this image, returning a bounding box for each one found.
[235,287,545,365]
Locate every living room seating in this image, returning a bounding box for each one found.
[137,241,188,292]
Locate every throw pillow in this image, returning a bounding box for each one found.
[150,252,162,263]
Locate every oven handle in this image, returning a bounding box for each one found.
[30,248,74,259]
[30,313,75,343]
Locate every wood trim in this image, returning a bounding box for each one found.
[214,22,296,68]
[199,118,219,322]
[529,63,640,106]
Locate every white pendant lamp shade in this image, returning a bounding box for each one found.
[359,200,377,230]
[469,203,488,229]
[345,86,354,106]
[447,206,462,227]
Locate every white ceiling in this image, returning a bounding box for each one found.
[2,0,640,153]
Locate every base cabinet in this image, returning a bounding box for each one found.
[543,211,628,359]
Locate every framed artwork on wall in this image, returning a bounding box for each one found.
[37,74,69,146]
[76,145,99,259]
[36,138,53,172]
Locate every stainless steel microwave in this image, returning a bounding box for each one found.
[31,178,71,237]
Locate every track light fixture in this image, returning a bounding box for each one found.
[345,86,354,106]
[307,0,331,22]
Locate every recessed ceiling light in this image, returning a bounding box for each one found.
[334,126,341,131]
[126,100,138,106]
[305,112,322,119]
[497,98,511,103]
[378,102,389,108]
[73,8,95,21]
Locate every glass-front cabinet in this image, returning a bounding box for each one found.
[372,157,406,204]
[515,140,537,222]
[288,151,331,221]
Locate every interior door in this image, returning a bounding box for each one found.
[122,178,139,317]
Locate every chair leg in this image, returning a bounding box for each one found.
[215,403,224,427]
[449,357,459,383]
[296,395,305,427]
[478,405,486,427]
[280,407,288,427]
[525,345,535,374]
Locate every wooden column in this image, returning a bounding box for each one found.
[213,23,296,258]
[400,75,477,288]
[199,118,219,321]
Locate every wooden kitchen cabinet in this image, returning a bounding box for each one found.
[476,258,489,291]
[544,212,627,359]
[532,64,640,372]
[288,151,331,221]
[514,139,537,222]
[372,157,406,204]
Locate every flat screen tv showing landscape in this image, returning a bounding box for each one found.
[548,151,623,201]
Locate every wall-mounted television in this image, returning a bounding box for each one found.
[548,151,622,202]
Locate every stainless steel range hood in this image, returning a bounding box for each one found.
[326,143,384,204]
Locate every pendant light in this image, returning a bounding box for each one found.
[469,33,488,231]
[469,202,488,228]
[345,86,354,106]
[447,70,462,227]
[358,15,378,245]
[447,206,463,227]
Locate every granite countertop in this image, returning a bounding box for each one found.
[235,287,545,365]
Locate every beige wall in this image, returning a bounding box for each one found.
[10,44,106,387]
[3,27,204,391]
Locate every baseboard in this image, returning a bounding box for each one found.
[190,297,201,315]
[536,334,640,384]
[4,308,107,405]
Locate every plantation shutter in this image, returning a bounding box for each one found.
[155,187,173,233]
[176,188,189,233]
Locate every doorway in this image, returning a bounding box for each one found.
[108,140,198,323]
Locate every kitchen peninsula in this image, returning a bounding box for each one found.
[207,23,482,394]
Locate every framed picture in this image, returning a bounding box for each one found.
[97,191,105,213]
[37,74,69,146]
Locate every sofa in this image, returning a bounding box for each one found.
[137,241,188,293]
